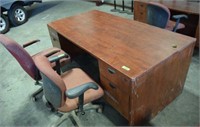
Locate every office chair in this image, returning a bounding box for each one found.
[34,55,104,126]
[0,34,70,101]
[147,2,188,32]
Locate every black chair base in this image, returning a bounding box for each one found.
[31,81,43,101]
[52,103,103,127]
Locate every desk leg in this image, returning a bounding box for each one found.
[195,23,199,47]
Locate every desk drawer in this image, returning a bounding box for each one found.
[100,75,130,119]
[48,27,61,48]
[99,61,131,94]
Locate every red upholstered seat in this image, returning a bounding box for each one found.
[59,68,104,112]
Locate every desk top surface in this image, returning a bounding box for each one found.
[48,10,196,79]
[135,0,199,15]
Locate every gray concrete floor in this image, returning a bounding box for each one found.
[0,0,199,126]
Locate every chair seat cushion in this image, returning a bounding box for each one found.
[32,47,70,67]
[58,68,104,112]
[166,20,185,31]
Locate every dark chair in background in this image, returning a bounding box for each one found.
[147,2,188,32]
[34,55,104,126]
[0,34,70,101]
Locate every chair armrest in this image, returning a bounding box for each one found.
[172,14,188,32]
[48,53,70,63]
[22,39,40,48]
[172,14,188,20]
[48,53,70,75]
[45,49,61,57]
[65,82,98,99]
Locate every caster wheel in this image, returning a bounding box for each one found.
[45,102,55,112]
[46,103,54,112]
[97,107,103,113]
[32,97,37,102]
[50,107,56,112]
[81,112,85,115]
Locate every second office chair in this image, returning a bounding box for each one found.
[147,2,188,32]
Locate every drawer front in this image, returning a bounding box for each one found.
[100,75,130,120]
[134,1,147,23]
[48,27,61,48]
[99,61,131,94]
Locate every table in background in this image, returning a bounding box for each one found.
[134,0,199,47]
[48,10,196,125]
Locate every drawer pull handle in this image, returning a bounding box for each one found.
[109,83,116,89]
[140,4,143,7]
[108,68,115,74]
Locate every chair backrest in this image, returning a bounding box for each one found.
[147,2,170,29]
[34,55,66,108]
[0,34,38,80]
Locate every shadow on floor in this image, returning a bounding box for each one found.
[10,100,50,126]
[27,1,63,18]
[193,47,199,58]
[151,88,199,126]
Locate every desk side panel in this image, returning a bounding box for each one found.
[129,43,195,125]
[48,26,61,48]
[195,24,199,47]
[134,1,147,22]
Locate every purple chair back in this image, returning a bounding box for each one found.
[0,34,38,80]
[147,2,170,29]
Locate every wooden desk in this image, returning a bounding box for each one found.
[134,0,199,47]
[48,10,196,125]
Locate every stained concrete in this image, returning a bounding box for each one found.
[0,0,199,126]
